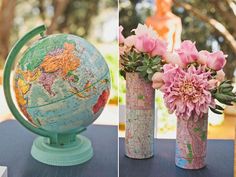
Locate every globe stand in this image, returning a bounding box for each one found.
[31,134,93,166]
[3,25,97,166]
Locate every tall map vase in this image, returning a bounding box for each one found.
[125,72,155,159]
[175,113,208,169]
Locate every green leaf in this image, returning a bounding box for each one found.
[143,59,149,65]
[221,87,234,93]
[151,65,158,69]
[121,49,163,81]
[215,104,224,111]
[140,71,146,78]
[136,66,146,71]
[215,93,235,102]
[221,83,233,88]
[210,107,223,114]
[148,74,153,81]
[153,58,160,63]
[211,89,217,94]
[147,68,153,74]
[225,102,234,106]
[225,80,232,84]
[120,69,126,79]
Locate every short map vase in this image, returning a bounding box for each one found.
[125,72,155,159]
[175,113,208,169]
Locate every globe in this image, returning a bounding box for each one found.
[3,25,110,166]
[13,34,110,133]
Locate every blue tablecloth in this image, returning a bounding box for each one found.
[0,120,118,177]
[119,138,234,177]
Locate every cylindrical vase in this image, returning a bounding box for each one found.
[175,113,208,169]
[125,72,155,159]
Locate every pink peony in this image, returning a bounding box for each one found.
[206,51,227,71]
[119,46,125,56]
[153,82,164,89]
[132,24,160,54]
[216,70,225,82]
[176,40,199,67]
[151,39,168,57]
[164,51,185,68]
[124,24,168,57]
[124,35,136,47]
[119,26,125,44]
[152,72,163,82]
[161,64,215,120]
[208,79,218,90]
[152,72,164,89]
[134,33,167,56]
[198,50,211,65]
[132,23,157,39]
[135,35,156,53]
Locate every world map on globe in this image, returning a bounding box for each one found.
[13,34,110,133]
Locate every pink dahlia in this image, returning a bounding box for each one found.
[161,64,215,120]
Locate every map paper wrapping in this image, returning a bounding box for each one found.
[125,73,155,159]
[175,114,208,169]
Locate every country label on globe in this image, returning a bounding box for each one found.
[13,34,111,133]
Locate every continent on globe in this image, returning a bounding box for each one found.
[93,89,110,114]
[40,43,80,78]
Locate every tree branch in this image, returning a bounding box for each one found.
[210,0,236,33]
[175,1,236,53]
[47,0,70,34]
[226,0,236,16]
[0,0,16,61]
[38,0,46,21]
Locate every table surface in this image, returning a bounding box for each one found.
[119,138,234,177]
[0,120,118,177]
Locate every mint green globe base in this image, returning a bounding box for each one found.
[31,135,93,166]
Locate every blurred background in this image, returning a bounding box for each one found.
[0,0,118,125]
[119,0,236,139]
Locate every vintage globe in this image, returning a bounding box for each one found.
[13,34,110,133]
[3,25,110,166]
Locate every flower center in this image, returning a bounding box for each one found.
[180,82,196,94]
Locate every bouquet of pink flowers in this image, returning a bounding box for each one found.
[152,40,236,120]
[119,24,167,81]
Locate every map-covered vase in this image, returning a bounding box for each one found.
[175,113,208,169]
[125,72,155,159]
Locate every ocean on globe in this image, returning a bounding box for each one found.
[13,34,110,134]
